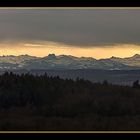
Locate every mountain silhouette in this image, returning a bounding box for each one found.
[0,54,140,70]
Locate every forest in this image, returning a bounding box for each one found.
[0,72,140,130]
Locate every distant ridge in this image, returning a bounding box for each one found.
[0,53,140,70]
[0,53,139,60]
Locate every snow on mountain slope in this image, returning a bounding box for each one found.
[110,54,140,67]
[0,54,139,70]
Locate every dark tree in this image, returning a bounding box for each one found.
[0,72,139,130]
[132,80,139,88]
[103,80,108,86]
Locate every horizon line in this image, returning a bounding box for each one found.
[0,53,139,60]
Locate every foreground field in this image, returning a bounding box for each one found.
[0,72,140,130]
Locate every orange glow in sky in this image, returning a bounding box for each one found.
[0,41,140,59]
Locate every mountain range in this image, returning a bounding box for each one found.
[1,54,140,70]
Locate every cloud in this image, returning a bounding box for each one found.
[24,43,45,47]
[0,8,140,46]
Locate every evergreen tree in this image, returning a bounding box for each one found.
[132,80,139,88]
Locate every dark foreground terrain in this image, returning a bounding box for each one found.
[2,69,140,85]
[0,72,140,130]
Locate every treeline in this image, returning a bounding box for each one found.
[0,72,140,130]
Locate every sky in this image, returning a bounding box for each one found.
[1,8,140,59]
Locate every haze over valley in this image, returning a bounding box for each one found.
[0,53,140,85]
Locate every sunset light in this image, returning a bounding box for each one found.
[0,41,140,59]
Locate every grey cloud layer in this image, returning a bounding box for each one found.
[0,9,140,46]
